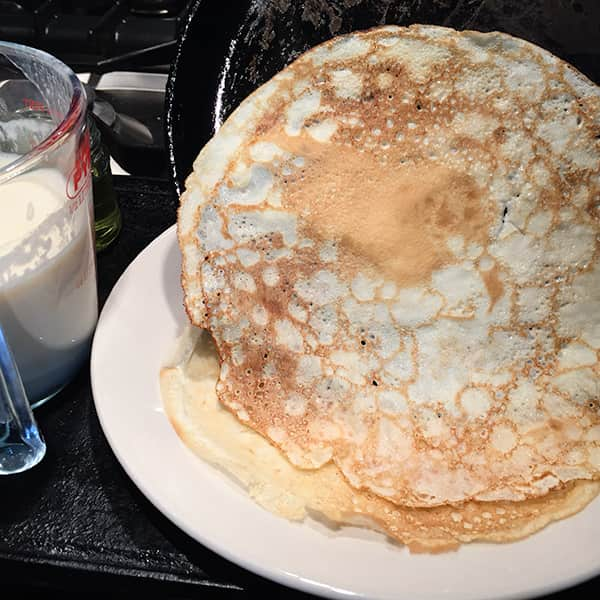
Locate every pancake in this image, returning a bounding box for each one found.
[177,25,600,507]
[160,327,600,552]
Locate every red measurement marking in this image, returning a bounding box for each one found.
[22,98,48,112]
[67,132,92,205]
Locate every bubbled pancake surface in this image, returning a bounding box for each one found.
[160,329,600,552]
[178,25,600,507]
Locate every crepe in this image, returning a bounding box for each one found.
[178,24,600,507]
[161,328,600,553]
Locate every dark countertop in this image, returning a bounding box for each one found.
[0,175,598,598]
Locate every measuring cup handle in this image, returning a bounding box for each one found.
[0,322,46,474]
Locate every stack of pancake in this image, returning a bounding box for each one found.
[161,25,600,552]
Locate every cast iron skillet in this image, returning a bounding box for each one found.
[166,0,600,197]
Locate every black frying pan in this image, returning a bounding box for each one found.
[166,0,600,197]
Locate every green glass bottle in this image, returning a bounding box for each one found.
[88,115,121,251]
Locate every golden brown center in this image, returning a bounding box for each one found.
[279,137,494,286]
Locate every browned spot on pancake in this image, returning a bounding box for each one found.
[270,135,493,286]
[492,126,507,144]
[540,183,567,210]
[481,264,504,311]
[254,96,288,137]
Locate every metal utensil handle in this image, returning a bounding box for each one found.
[0,322,46,474]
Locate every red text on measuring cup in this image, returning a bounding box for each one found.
[67,132,91,208]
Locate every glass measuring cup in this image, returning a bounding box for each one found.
[0,42,98,473]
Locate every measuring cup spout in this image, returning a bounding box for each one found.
[0,322,46,474]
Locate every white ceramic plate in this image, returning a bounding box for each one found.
[91,225,600,600]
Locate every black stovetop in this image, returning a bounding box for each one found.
[0,1,196,178]
[0,0,194,73]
